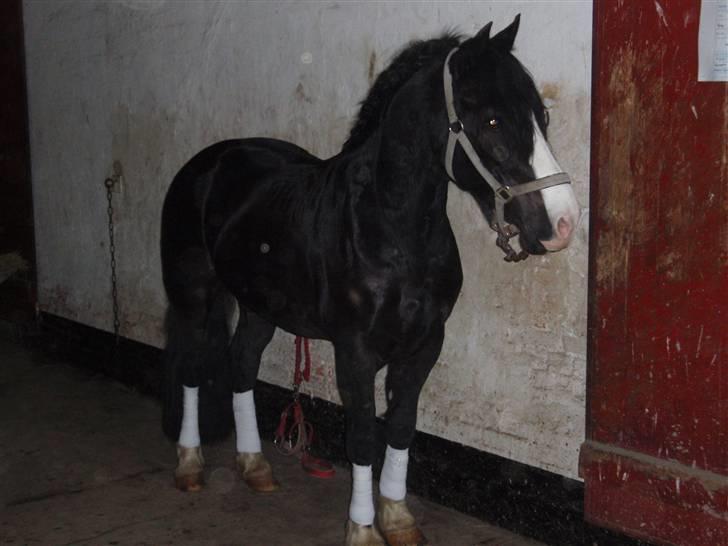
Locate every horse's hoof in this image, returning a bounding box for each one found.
[376,496,427,546]
[345,519,386,546]
[379,526,427,546]
[175,471,204,491]
[174,445,205,492]
[236,452,280,492]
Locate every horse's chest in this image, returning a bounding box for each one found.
[341,251,461,352]
[349,281,443,359]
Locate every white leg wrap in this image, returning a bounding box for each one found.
[179,385,200,448]
[349,464,375,526]
[233,390,262,453]
[379,445,409,501]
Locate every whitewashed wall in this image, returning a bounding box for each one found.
[24,0,591,479]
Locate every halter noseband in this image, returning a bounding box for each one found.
[443,48,571,262]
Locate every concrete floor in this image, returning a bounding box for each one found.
[0,336,543,546]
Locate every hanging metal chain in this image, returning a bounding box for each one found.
[104,177,121,344]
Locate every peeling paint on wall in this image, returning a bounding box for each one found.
[585,1,728,539]
[23,1,592,478]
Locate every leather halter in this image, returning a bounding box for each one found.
[443,48,571,261]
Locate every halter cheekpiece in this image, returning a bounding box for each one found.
[443,48,571,262]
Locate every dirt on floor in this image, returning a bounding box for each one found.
[0,336,543,546]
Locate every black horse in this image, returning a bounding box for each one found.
[161,16,579,546]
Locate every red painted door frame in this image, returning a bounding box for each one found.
[582,1,727,545]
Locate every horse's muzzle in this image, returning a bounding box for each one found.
[540,214,577,252]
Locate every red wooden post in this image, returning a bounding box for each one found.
[583,1,728,544]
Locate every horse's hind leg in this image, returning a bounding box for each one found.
[162,252,234,491]
[229,307,279,492]
[377,326,445,546]
[164,305,210,492]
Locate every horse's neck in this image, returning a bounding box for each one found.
[377,167,446,241]
[369,99,449,237]
[337,64,452,265]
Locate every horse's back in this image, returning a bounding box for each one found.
[162,138,319,228]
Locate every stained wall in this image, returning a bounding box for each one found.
[23,0,592,478]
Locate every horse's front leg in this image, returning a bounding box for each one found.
[230,310,279,492]
[335,339,386,546]
[377,326,445,546]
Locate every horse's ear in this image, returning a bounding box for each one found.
[474,22,493,43]
[491,14,520,51]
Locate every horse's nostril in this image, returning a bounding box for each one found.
[556,216,573,240]
[541,216,575,251]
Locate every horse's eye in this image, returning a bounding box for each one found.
[544,109,550,127]
[488,118,500,129]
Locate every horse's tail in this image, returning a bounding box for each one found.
[161,288,234,444]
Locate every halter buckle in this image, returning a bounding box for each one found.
[495,186,513,202]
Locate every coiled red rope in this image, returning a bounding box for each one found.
[273,337,335,479]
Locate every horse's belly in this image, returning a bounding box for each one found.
[215,237,329,339]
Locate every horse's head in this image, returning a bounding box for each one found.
[444,15,580,260]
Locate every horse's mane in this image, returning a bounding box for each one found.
[341,33,461,153]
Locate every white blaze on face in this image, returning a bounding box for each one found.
[530,119,581,251]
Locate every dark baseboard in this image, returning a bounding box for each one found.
[23,312,649,546]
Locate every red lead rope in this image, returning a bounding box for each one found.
[294,335,311,386]
[273,336,335,479]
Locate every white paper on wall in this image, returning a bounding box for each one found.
[698,0,728,81]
